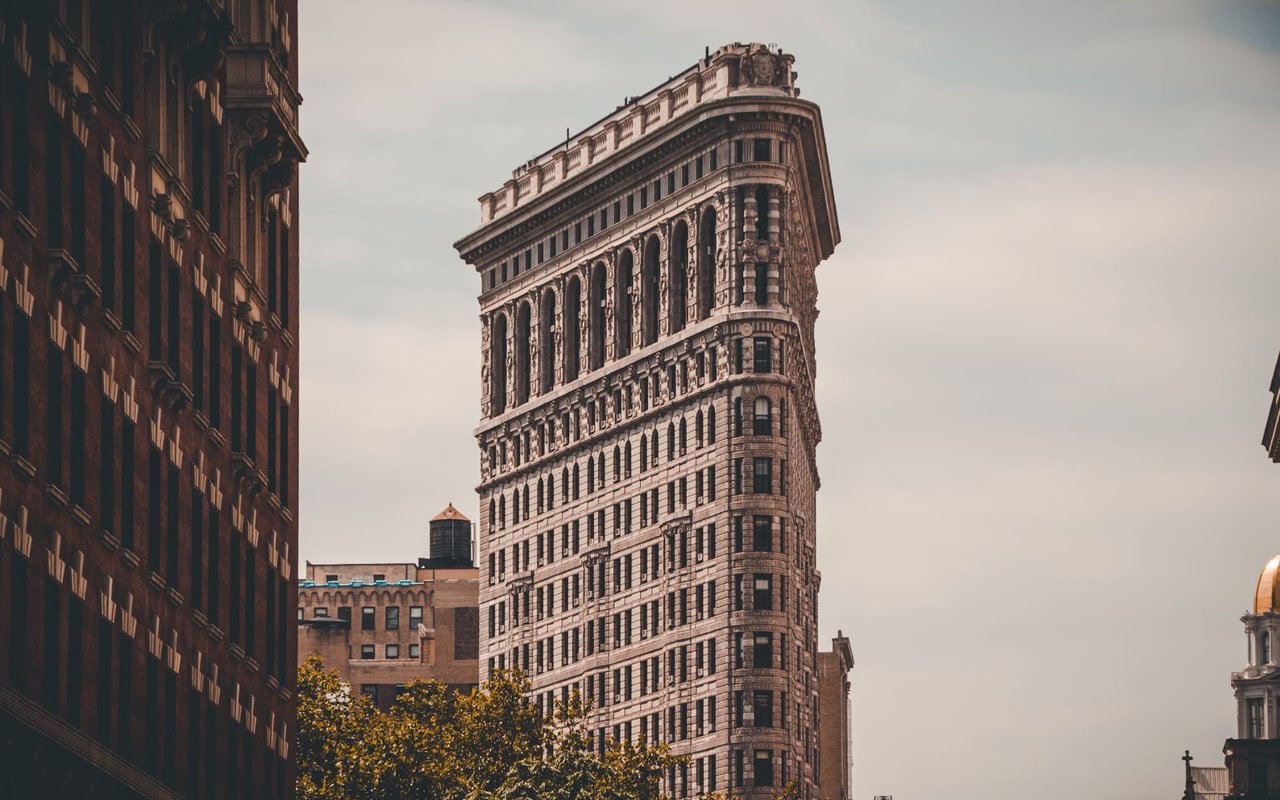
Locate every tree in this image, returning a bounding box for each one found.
[295,655,683,800]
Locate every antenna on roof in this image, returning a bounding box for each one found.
[565,127,570,150]
[704,45,711,66]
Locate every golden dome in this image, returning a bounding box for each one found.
[1255,555,1280,615]
[431,503,470,523]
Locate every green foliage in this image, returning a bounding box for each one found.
[295,656,686,800]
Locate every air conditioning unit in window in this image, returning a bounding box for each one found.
[696,611,704,621]
[613,692,622,703]
[696,725,704,736]
[696,667,705,678]
[572,597,580,607]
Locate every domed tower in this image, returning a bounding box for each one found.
[425,503,474,568]
[1224,555,1280,797]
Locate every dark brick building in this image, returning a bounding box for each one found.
[0,2,303,797]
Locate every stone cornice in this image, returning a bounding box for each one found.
[455,98,837,267]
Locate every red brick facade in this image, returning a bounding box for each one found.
[0,2,303,798]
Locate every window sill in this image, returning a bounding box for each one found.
[70,504,91,527]
[166,588,184,607]
[99,529,119,551]
[146,571,166,591]
[13,212,37,240]
[120,548,141,569]
[45,483,70,508]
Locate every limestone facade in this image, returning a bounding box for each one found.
[297,560,480,709]
[455,43,840,799]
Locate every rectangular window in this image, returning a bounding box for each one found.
[754,139,772,162]
[409,643,420,659]
[386,644,400,660]
[147,449,163,573]
[753,750,774,787]
[752,458,772,493]
[362,606,376,631]
[166,465,180,586]
[1248,697,1266,738]
[753,338,772,373]
[753,632,773,668]
[46,348,64,486]
[70,367,86,504]
[207,508,219,624]
[190,490,204,611]
[209,316,222,427]
[753,516,771,552]
[101,177,117,310]
[337,606,352,623]
[360,644,375,660]
[753,574,773,610]
[409,606,423,627]
[386,606,400,631]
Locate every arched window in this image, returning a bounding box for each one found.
[667,423,676,460]
[572,464,581,499]
[696,411,705,448]
[587,456,596,493]
[651,428,659,464]
[491,313,508,414]
[537,479,545,513]
[589,263,607,370]
[489,499,496,530]
[1263,631,1273,665]
[541,288,557,392]
[597,451,605,486]
[624,441,632,476]
[708,405,717,444]
[512,489,520,524]
[522,485,529,517]
[498,494,506,529]
[515,302,531,405]
[565,277,582,382]
[640,434,648,471]
[642,235,660,346]
[613,445,622,482]
[670,221,688,333]
[679,417,688,452]
[561,468,569,502]
[616,250,634,357]
[754,397,772,436]
[734,398,743,436]
[698,206,716,319]
[547,474,555,510]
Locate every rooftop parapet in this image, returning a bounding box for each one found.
[476,42,798,225]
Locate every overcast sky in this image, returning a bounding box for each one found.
[297,2,1280,797]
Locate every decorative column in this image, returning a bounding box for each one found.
[480,312,492,418]
[603,252,617,363]
[528,292,541,398]
[504,300,518,412]
[767,189,782,306]
[742,188,758,306]
[578,265,591,378]
[657,226,670,338]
